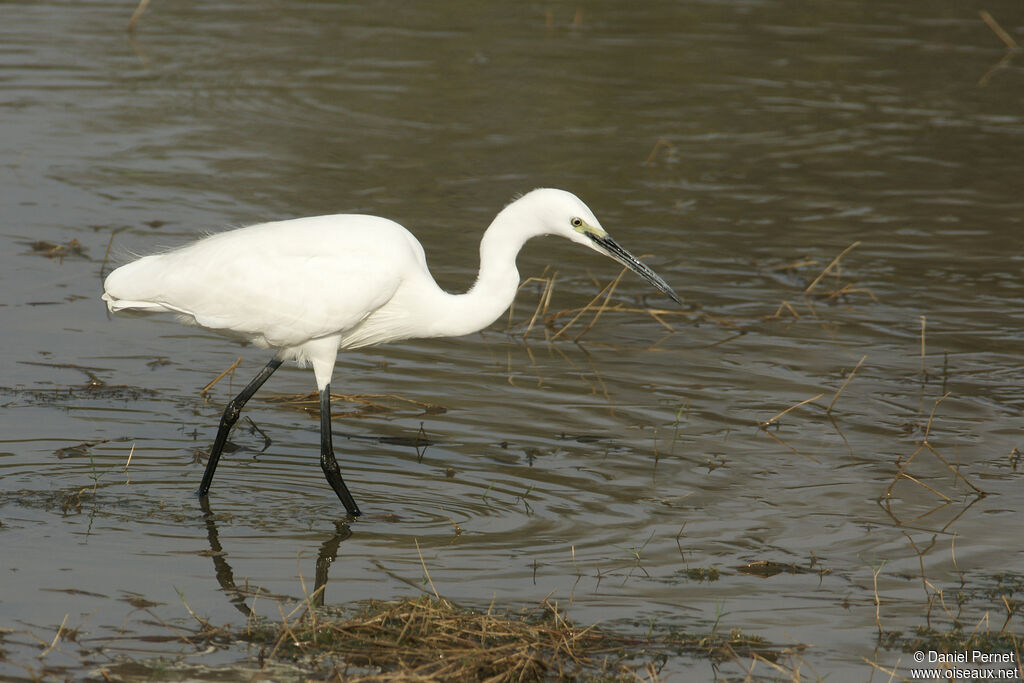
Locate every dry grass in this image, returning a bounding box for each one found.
[883,392,987,504]
[198,360,446,418]
[757,393,824,429]
[801,241,861,297]
[764,241,876,335]
[127,0,150,32]
[827,354,866,413]
[244,595,656,682]
[200,357,242,399]
[264,391,446,419]
[979,10,1021,86]
[22,238,88,263]
[509,266,741,348]
[237,594,802,682]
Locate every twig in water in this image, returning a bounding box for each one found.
[244,417,271,451]
[643,137,676,165]
[523,273,556,338]
[175,588,212,631]
[200,358,242,398]
[99,226,132,280]
[38,614,69,659]
[573,267,626,340]
[981,10,1019,50]
[759,427,820,462]
[509,270,556,337]
[920,316,927,376]
[758,393,824,429]
[771,300,801,320]
[803,241,861,295]
[895,472,953,502]
[825,283,877,302]
[861,656,902,680]
[922,391,949,442]
[1001,595,1018,633]
[951,533,964,585]
[551,275,620,341]
[977,13,1020,86]
[885,393,987,499]
[922,441,986,496]
[127,0,150,32]
[979,49,1018,86]
[415,539,441,601]
[872,561,886,634]
[828,355,867,414]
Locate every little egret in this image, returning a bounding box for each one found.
[102,188,681,516]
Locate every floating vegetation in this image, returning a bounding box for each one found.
[877,573,1023,657]
[762,241,876,334]
[0,487,188,522]
[1,589,807,682]
[506,265,742,347]
[0,381,157,407]
[264,391,446,419]
[245,595,651,681]
[867,566,1023,677]
[2,361,157,406]
[197,360,446,419]
[678,567,720,582]
[21,238,88,262]
[102,594,798,682]
[878,625,1020,656]
[53,438,124,460]
[735,560,831,579]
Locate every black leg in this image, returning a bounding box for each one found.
[197,357,283,497]
[320,385,362,516]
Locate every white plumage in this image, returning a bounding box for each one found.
[102,188,681,514]
[105,214,423,380]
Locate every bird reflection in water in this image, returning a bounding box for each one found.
[198,498,352,613]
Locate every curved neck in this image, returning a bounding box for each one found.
[425,202,539,338]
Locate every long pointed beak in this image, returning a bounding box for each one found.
[587,233,682,306]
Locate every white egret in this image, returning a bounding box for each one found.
[102,188,681,516]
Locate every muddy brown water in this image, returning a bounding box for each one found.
[2,1,1022,680]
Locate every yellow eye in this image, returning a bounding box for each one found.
[570,217,583,228]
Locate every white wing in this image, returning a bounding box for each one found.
[103,214,428,349]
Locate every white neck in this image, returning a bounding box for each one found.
[424,200,541,338]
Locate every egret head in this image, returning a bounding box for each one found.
[523,188,683,306]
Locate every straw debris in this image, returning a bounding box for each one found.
[244,595,658,681]
[265,391,446,418]
[22,238,88,263]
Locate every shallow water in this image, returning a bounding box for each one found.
[2,0,1023,680]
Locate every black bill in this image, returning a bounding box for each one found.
[587,233,682,306]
